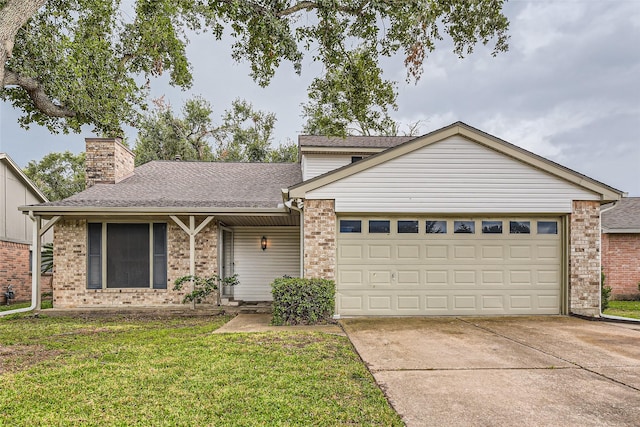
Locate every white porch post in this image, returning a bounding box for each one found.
[170,215,215,309]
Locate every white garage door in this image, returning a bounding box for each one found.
[336,217,562,316]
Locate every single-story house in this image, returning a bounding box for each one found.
[0,152,51,304]
[601,197,640,299]
[20,122,624,317]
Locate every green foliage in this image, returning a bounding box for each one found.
[271,277,335,325]
[212,98,276,162]
[601,271,612,311]
[23,151,85,201]
[173,274,239,304]
[2,1,509,136]
[41,243,53,273]
[134,97,298,164]
[134,97,215,165]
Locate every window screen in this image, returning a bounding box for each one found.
[510,221,531,234]
[537,221,558,235]
[369,220,390,233]
[398,220,419,233]
[454,221,475,234]
[426,221,447,234]
[153,223,167,289]
[340,220,361,233]
[482,221,503,234]
[87,223,102,289]
[106,223,150,288]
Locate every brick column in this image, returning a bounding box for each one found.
[303,200,336,280]
[569,201,601,317]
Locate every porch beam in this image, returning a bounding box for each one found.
[39,215,61,237]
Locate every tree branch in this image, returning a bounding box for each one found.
[0,0,47,85]
[3,70,76,118]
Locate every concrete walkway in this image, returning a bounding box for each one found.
[213,313,345,335]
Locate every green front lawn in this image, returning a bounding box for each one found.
[604,300,640,320]
[0,315,402,426]
[0,300,53,312]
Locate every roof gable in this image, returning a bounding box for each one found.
[289,122,623,202]
[0,153,48,203]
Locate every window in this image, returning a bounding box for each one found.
[510,221,531,234]
[87,223,167,289]
[454,221,475,234]
[426,221,447,234]
[537,221,558,235]
[351,156,363,163]
[482,221,503,234]
[369,220,390,233]
[340,220,361,233]
[398,220,419,234]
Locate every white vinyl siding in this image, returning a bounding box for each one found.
[307,136,599,213]
[232,226,300,301]
[301,154,354,180]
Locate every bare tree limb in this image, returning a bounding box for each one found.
[3,70,76,118]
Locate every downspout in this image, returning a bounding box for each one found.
[284,194,304,277]
[598,201,638,322]
[0,212,39,317]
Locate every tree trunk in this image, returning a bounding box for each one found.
[0,0,47,87]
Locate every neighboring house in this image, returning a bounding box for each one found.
[601,197,640,299]
[20,123,624,317]
[0,153,51,303]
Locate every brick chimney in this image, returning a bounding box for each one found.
[85,138,135,187]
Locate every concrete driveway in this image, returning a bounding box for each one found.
[341,316,640,427]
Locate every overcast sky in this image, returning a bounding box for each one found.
[1,0,639,196]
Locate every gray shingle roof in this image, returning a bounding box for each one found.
[299,135,415,148]
[34,161,302,209]
[602,197,640,232]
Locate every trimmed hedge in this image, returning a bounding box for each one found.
[271,277,335,325]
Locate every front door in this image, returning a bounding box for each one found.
[220,227,234,298]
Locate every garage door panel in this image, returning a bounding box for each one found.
[397,245,420,259]
[454,246,476,259]
[426,270,448,285]
[426,245,448,259]
[397,270,420,285]
[454,270,477,284]
[337,216,562,316]
[369,245,392,259]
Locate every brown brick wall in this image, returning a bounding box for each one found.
[0,240,29,303]
[0,240,51,304]
[569,201,601,316]
[303,199,336,280]
[53,217,218,308]
[602,233,640,299]
[85,138,134,187]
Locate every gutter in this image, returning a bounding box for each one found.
[0,212,40,317]
[283,189,305,277]
[597,201,639,323]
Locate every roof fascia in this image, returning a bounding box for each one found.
[0,153,49,202]
[300,147,387,154]
[18,205,291,217]
[602,228,640,234]
[289,122,623,202]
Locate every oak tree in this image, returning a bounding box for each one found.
[1,0,509,136]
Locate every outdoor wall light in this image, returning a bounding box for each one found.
[261,236,267,251]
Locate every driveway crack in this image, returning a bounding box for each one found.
[458,317,640,392]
